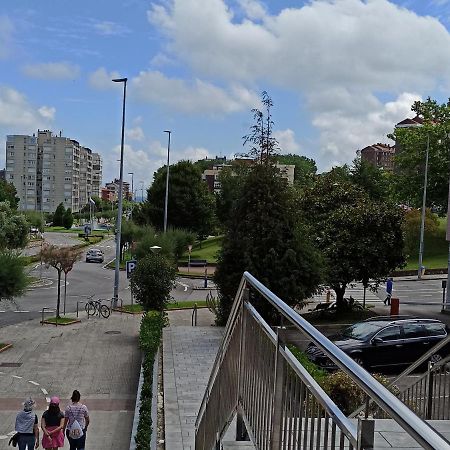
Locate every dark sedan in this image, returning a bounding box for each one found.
[305,317,449,371]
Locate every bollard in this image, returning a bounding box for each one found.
[390,297,399,316]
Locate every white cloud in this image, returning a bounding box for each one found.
[0,86,55,129]
[93,20,130,36]
[148,0,450,165]
[22,61,80,80]
[0,15,14,59]
[89,67,122,90]
[150,52,175,67]
[273,129,300,153]
[131,70,259,114]
[126,126,145,141]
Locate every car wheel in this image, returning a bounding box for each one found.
[351,356,365,368]
[430,353,443,365]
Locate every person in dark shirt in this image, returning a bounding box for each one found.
[41,397,65,450]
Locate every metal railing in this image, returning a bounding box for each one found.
[41,307,56,325]
[195,272,450,450]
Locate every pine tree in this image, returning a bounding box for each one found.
[53,203,66,227]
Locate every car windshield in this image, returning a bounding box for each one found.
[341,322,389,340]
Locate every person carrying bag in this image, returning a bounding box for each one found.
[63,390,89,450]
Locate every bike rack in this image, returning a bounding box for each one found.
[41,307,56,326]
[191,303,198,327]
[76,301,84,318]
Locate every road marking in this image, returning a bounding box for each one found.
[28,380,40,386]
[176,281,189,292]
[41,388,48,395]
[12,375,23,379]
[0,435,9,440]
[13,310,30,313]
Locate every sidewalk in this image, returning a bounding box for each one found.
[0,312,141,449]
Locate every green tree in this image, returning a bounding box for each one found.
[300,172,405,309]
[142,160,215,235]
[350,158,391,201]
[277,154,317,187]
[402,208,439,256]
[0,201,29,250]
[0,180,19,208]
[62,208,74,229]
[131,252,176,311]
[389,97,450,214]
[23,211,44,232]
[60,247,82,314]
[53,203,66,226]
[214,164,323,324]
[0,251,28,303]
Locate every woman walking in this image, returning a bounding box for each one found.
[41,397,64,450]
[14,397,39,449]
[64,390,90,450]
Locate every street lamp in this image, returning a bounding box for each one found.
[418,133,430,280]
[112,77,127,305]
[140,181,144,202]
[128,172,134,219]
[163,130,171,233]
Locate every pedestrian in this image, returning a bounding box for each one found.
[41,397,64,450]
[64,390,90,450]
[384,277,393,305]
[14,397,39,449]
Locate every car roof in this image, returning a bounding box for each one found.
[363,316,443,326]
[88,248,102,252]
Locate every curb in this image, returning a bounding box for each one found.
[112,308,143,315]
[192,286,217,291]
[40,319,81,326]
[165,306,209,312]
[0,343,13,353]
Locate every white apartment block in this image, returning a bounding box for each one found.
[6,130,102,213]
[92,153,102,197]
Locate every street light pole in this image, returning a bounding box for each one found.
[140,181,144,202]
[418,133,430,280]
[163,130,171,233]
[112,77,127,305]
[128,172,134,220]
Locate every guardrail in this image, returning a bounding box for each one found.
[195,272,450,450]
[41,307,56,325]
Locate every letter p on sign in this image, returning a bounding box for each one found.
[126,259,137,279]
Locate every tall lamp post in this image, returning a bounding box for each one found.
[128,172,134,219]
[140,181,144,202]
[418,133,430,279]
[163,130,171,233]
[112,77,127,305]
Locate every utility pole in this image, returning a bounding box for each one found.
[163,130,171,233]
[418,133,430,280]
[128,172,134,220]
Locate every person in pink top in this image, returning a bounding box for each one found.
[41,397,65,450]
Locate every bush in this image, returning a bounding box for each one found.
[0,251,29,301]
[131,253,176,311]
[63,208,74,229]
[53,203,65,227]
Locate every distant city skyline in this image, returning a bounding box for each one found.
[1,0,450,188]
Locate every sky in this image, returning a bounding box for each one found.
[2,0,450,190]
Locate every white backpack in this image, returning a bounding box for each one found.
[68,407,84,439]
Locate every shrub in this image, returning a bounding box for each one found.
[53,203,65,227]
[62,208,74,229]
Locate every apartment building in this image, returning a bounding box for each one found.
[5,130,102,213]
[92,153,102,197]
[103,179,131,201]
[360,143,395,171]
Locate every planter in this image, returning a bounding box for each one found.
[113,307,144,315]
[40,318,81,326]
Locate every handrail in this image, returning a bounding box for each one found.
[41,307,56,325]
[241,271,449,450]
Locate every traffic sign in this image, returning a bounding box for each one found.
[126,259,137,279]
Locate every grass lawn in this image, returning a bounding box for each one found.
[119,304,144,313]
[166,300,207,310]
[404,216,448,270]
[42,316,79,325]
[179,236,223,263]
[45,226,109,234]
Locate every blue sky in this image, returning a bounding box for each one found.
[2,0,450,189]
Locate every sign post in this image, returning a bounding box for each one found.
[445,179,450,313]
[188,244,192,274]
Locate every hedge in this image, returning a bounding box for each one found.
[135,311,165,449]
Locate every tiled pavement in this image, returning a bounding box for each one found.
[0,312,141,450]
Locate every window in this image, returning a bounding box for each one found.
[376,326,401,341]
[402,323,427,339]
[425,323,446,337]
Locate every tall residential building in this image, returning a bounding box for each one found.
[5,130,102,213]
[92,153,102,197]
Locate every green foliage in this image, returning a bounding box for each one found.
[277,154,317,187]
[140,160,215,235]
[131,253,176,311]
[350,158,391,201]
[53,203,65,226]
[214,164,323,325]
[0,201,29,250]
[403,208,439,256]
[0,180,19,208]
[23,211,44,231]
[389,97,450,214]
[287,345,327,384]
[135,311,165,450]
[62,208,74,229]
[180,236,223,263]
[0,251,29,302]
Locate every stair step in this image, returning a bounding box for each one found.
[222,442,255,449]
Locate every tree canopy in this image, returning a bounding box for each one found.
[277,154,317,187]
[0,201,29,250]
[53,203,65,226]
[0,180,19,208]
[0,251,28,302]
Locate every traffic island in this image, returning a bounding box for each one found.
[0,343,13,353]
[40,317,81,326]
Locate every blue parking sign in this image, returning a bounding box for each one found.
[126,259,137,279]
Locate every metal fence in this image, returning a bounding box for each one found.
[195,272,450,450]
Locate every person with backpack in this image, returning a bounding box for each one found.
[41,397,64,449]
[14,397,39,449]
[63,390,89,450]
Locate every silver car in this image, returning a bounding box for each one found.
[86,248,104,263]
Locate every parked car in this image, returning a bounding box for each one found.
[305,316,449,372]
[85,248,104,263]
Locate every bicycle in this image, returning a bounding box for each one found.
[85,295,111,318]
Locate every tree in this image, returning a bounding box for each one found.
[23,211,44,232]
[40,245,70,318]
[0,201,29,250]
[53,203,66,226]
[214,164,323,324]
[0,180,19,208]
[60,247,82,314]
[403,208,439,256]
[277,154,317,187]
[142,160,215,235]
[0,251,28,303]
[350,158,391,202]
[130,252,176,311]
[300,172,405,310]
[62,208,74,229]
[242,91,280,164]
[389,97,450,214]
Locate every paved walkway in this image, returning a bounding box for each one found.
[0,312,141,449]
[163,309,223,450]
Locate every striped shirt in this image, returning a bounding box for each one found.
[64,403,89,429]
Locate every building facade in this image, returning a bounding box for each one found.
[360,143,395,171]
[5,130,101,213]
[92,153,102,197]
